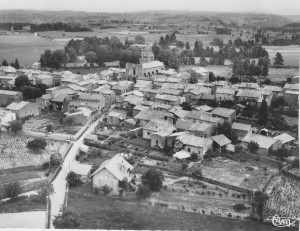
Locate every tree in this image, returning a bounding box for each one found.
[235,145,243,154]
[22,86,43,99]
[10,120,23,135]
[1,60,8,66]
[46,124,52,133]
[190,152,198,162]
[85,51,97,64]
[271,97,285,108]
[264,79,271,85]
[229,75,240,84]
[273,147,291,161]
[209,72,216,82]
[38,184,54,202]
[27,138,47,152]
[50,153,63,166]
[173,139,184,153]
[251,191,269,220]
[134,35,146,44]
[216,121,237,143]
[14,59,20,69]
[185,42,190,50]
[189,70,199,83]
[136,184,151,202]
[141,168,164,192]
[66,171,81,187]
[68,47,77,62]
[4,181,22,200]
[248,141,259,154]
[53,209,81,229]
[35,83,48,94]
[258,99,268,125]
[181,102,192,111]
[15,75,31,90]
[273,52,284,67]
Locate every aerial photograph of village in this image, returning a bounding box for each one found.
[0,0,299,230]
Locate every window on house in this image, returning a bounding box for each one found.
[147,132,150,135]
[187,147,191,152]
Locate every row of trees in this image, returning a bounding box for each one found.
[40,49,68,69]
[1,59,20,69]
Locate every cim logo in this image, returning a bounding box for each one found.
[266,214,299,228]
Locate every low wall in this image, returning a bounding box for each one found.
[282,163,300,180]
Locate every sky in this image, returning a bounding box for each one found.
[1,0,300,15]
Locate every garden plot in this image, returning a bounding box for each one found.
[0,133,65,169]
[201,157,278,192]
[264,175,300,220]
[151,179,252,219]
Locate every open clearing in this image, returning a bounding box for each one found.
[268,67,299,82]
[0,33,62,68]
[67,192,282,230]
[201,157,278,192]
[264,45,300,67]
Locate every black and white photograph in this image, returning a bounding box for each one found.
[0,0,299,230]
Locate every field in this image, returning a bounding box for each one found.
[264,45,300,67]
[67,192,282,230]
[180,65,233,78]
[201,157,278,192]
[0,32,62,68]
[268,67,299,82]
[0,133,67,169]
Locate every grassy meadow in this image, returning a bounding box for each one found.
[0,32,63,68]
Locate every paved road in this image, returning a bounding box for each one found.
[49,117,101,228]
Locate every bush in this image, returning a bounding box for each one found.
[50,153,62,166]
[190,152,198,162]
[141,168,164,192]
[4,181,22,200]
[66,171,81,187]
[101,185,112,195]
[42,162,50,169]
[27,138,47,152]
[53,209,81,229]
[248,141,259,154]
[233,203,247,212]
[136,184,151,202]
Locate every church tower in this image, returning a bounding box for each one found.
[140,41,154,63]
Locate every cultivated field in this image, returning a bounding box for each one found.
[201,157,278,192]
[268,67,299,82]
[0,133,67,169]
[264,45,300,67]
[0,33,63,68]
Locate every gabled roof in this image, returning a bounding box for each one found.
[123,95,144,105]
[6,101,30,110]
[134,109,172,121]
[239,82,260,89]
[79,93,104,101]
[177,133,213,148]
[122,90,144,98]
[241,134,277,149]
[212,107,236,118]
[274,133,295,144]
[216,88,235,95]
[144,119,176,133]
[51,94,69,102]
[142,61,164,69]
[107,110,126,120]
[232,122,251,131]
[0,90,22,96]
[176,119,194,130]
[186,110,211,120]
[212,134,231,146]
[155,94,178,102]
[284,83,299,91]
[236,89,260,98]
[158,88,182,96]
[169,106,190,119]
[91,154,133,181]
[264,85,283,92]
[194,105,214,112]
[70,161,92,176]
[133,104,150,111]
[200,94,215,100]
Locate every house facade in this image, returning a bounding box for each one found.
[6,101,39,119]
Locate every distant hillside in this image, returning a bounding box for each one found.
[284,15,300,22]
[0,10,294,28]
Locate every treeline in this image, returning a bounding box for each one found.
[1,59,20,69]
[216,27,232,35]
[254,29,300,46]
[0,22,91,32]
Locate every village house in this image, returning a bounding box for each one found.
[291,76,300,84]
[134,109,174,127]
[133,80,153,90]
[199,94,216,104]
[46,86,77,98]
[0,107,16,128]
[111,81,134,95]
[216,88,236,101]
[183,87,211,103]
[34,74,54,86]
[151,102,172,112]
[124,118,136,130]
[78,93,106,112]
[284,90,299,107]
[143,119,176,149]
[283,83,299,92]
[176,133,213,158]
[106,110,127,127]
[64,107,93,126]
[190,67,209,82]
[122,90,145,99]
[169,72,191,84]
[126,61,165,80]
[154,94,181,106]
[274,133,296,149]
[232,122,252,140]
[240,134,282,155]
[263,85,283,98]
[211,134,232,154]
[169,106,190,122]
[176,119,215,138]
[185,110,224,125]
[0,90,23,107]
[236,89,260,103]
[152,75,168,89]
[67,84,88,94]
[132,104,150,117]
[158,88,183,97]
[70,161,93,183]
[36,94,52,110]
[238,82,260,90]
[139,88,158,101]
[0,66,16,76]
[212,81,229,91]
[122,95,145,111]
[211,107,236,123]
[6,101,39,119]
[0,74,18,89]
[91,154,133,194]
[161,83,186,91]
[193,105,214,112]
